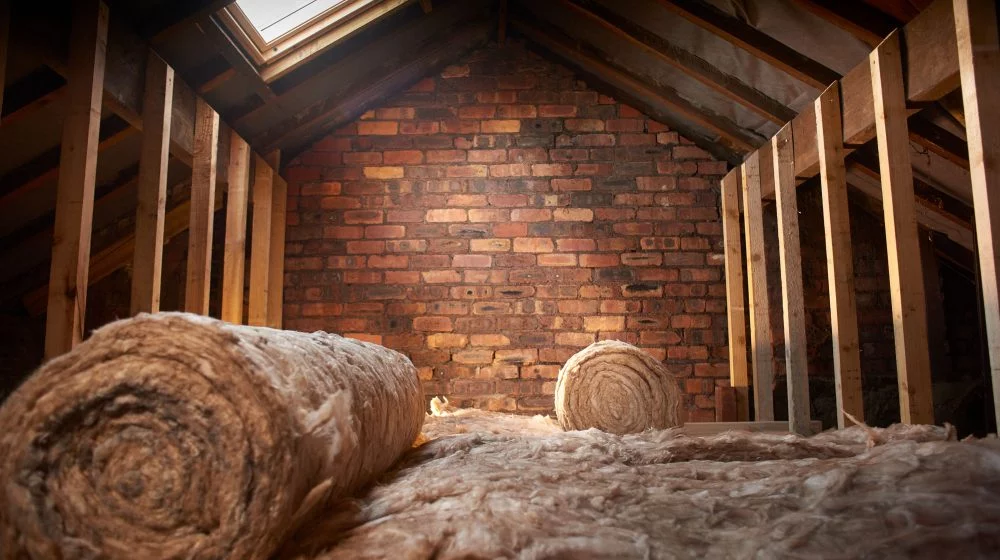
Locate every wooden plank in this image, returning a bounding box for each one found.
[43,0,108,360]
[720,169,750,421]
[815,83,865,428]
[248,152,273,326]
[221,130,250,323]
[656,0,840,89]
[0,0,9,122]
[680,420,823,437]
[870,31,935,424]
[130,52,174,316]
[184,98,219,315]
[266,152,286,328]
[740,149,775,421]
[259,0,413,83]
[772,124,812,434]
[953,0,1000,432]
[572,0,795,125]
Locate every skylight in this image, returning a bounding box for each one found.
[236,0,348,43]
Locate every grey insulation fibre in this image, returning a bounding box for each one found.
[555,340,683,434]
[286,409,1000,560]
[0,312,424,559]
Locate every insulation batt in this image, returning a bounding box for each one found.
[555,340,683,434]
[0,312,425,560]
[286,409,1000,559]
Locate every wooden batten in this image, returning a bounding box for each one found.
[772,124,811,435]
[721,170,750,421]
[741,149,775,421]
[221,131,251,324]
[248,153,274,327]
[130,52,174,316]
[44,0,108,360]
[815,83,865,428]
[953,0,1000,430]
[870,32,935,424]
[184,98,220,315]
[266,151,286,329]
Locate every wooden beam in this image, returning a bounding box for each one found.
[907,114,969,169]
[130,52,174,315]
[0,85,66,129]
[772,124,811,434]
[259,0,414,83]
[185,98,219,315]
[953,0,1000,432]
[791,0,898,47]
[571,0,795,125]
[0,0,10,122]
[870,31,935,424]
[815,82,865,428]
[248,152,273,326]
[656,0,840,89]
[512,18,758,157]
[43,0,108,359]
[198,15,275,102]
[419,0,433,14]
[146,0,234,43]
[266,152,286,328]
[221,131,250,323]
[721,170,750,421]
[741,149,775,421]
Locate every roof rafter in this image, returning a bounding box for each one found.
[568,0,796,125]
[790,0,898,47]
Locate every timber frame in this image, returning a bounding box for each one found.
[721,0,999,432]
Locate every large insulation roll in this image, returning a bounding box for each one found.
[555,340,682,434]
[0,312,424,559]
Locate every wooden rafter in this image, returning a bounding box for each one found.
[44,0,108,359]
[570,0,795,125]
[655,0,840,89]
[198,15,276,102]
[791,0,898,46]
[512,17,759,159]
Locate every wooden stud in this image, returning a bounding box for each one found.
[772,124,812,434]
[130,52,174,315]
[815,82,865,428]
[184,98,219,315]
[954,0,1000,431]
[248,153,273,327]
[221,131,250,324]
[266,152,286,328]
[0,0,9,122]
[43,0,108,360]
[721,169,750,421]
[871,31,935,424]
[741,149,775,421]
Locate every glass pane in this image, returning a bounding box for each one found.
[236,0,347,43]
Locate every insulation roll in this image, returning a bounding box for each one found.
[554,340,682,434]
[0,312,424,559]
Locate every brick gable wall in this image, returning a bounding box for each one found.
[282,41,731,418]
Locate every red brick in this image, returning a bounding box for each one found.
[552,178,591,191]
[343,151,382,165]
[427,333,469,349]
[493,222,528,237]
[579,253,620,267]
[513,238,555,253]
[383,150,424,164]
[426,209,468,222]
[301,303,343,316]
[345,240,384,254]
[481,120,521,133]
[476,91,517,103]
[386,209,424,223]
[320,196,361,209]
[487,194,529,207]
[446,165,488,178]
[376,107,415,120]
[453,254,492,267]
[511,209,552,222]
[584,316,625,332]
[458,104,496,119]
[605,119,644,132]
[573,134,615,147]
[427,149,467,163]
[469,209,510,222]
[357,121,398,135]
[468,150,507,163]
[566,119,604,132]
[423,270,462,283]
[553,208,594,222]
[495,349,538,365]
[384,271,421,284]
[365,225,406,239]
[344,210,383,224]
[323,225,363,239]
[471,334,511,347]
[452,349,494,364]
[386,239,429,252]
[400,121,440,134]
[327,256,366,269]
[555,332,597,347]
[447,194,488,207]
[531,164,572,176]
[538,254,577,267]
[488,163,532,177]
[556,238,596,252]
[497,104,537,118]
[508,147,548,162]
[368,255,409,268]
[539,104,577,117]
[300,181,342,195]
[413,316,454,332]
[363,166,403,179]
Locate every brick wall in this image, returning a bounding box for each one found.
[282,41,731,417]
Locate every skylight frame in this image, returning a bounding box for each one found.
[219,0,406,79]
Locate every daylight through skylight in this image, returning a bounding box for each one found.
[236,0,347,43]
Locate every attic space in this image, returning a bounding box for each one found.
[1,0,1000,557]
